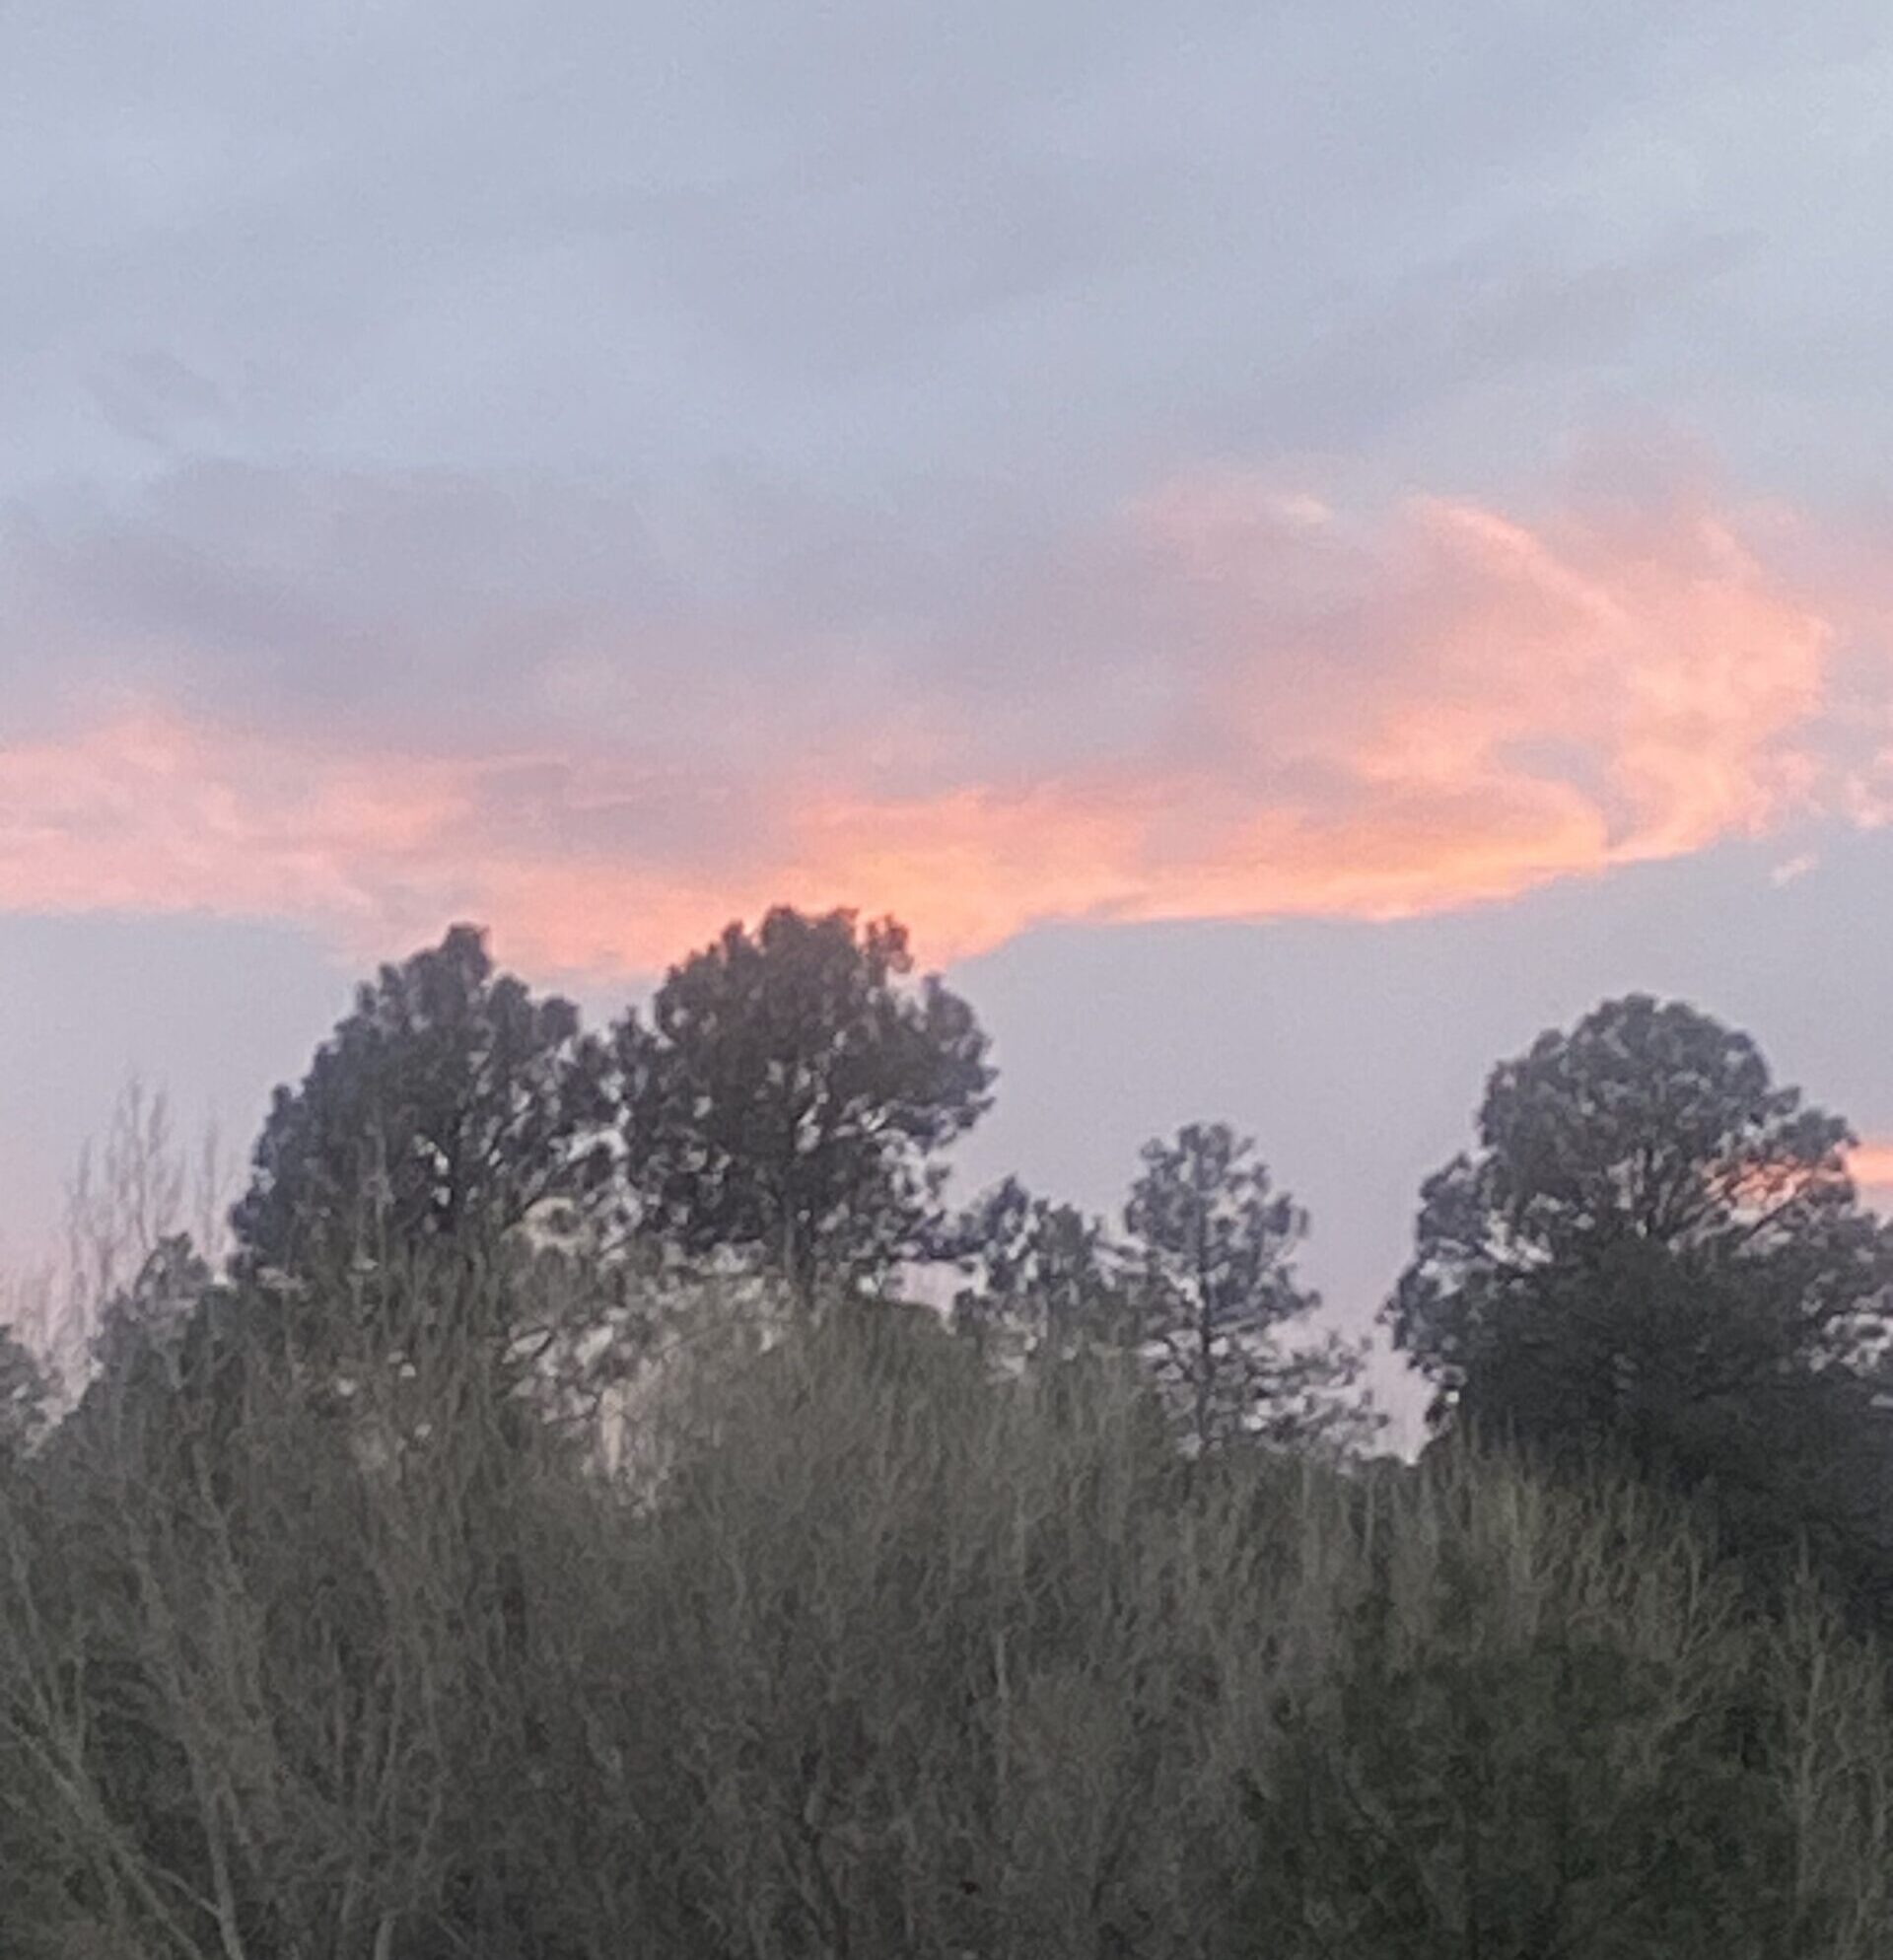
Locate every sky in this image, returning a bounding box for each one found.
[6,1,1893,1435]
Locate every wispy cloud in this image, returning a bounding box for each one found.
[1770,851,1820,886]
[0,462,1879,972]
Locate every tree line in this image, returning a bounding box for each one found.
[171,908,1372,1460]
[2,905,1892,1956]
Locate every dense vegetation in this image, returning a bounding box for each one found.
[3,907,1892,1957]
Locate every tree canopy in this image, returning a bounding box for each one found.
[1391,995,1891,1425]
[231,925,613,1284]
[614,907,993,1306]
[949,1176,1124,1363]
[1389,994,1893,1610]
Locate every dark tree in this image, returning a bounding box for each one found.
[615,908,993,1308]
[1124,1123,1370,1455]
[232,925,613,1283]
[1388,995,1893,1611]
[0,1327,47,1468]
[949,1177,1124,1363]
[83,1232,216,1409]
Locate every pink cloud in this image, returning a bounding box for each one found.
[0,466,1877,973]
[1851,1141,1893,1197]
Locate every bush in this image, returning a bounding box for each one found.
[1,1273,1889,1958]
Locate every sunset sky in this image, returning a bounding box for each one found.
[6,2,1893,1428]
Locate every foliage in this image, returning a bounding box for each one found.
[1389,995,1893,1617]
[2,1284,1888,1960]
[948,1176,1126,1363]
[0,1325,47,1466]
[231,924,614,1291]
[12,931,1893,1955]
[1124,1122,1374,1454]
[1391,995,1889,1414]
[614,907,993,1306]
[1232,1453,1890,1957]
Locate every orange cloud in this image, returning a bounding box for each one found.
[0,469,1872,973]
[1851,1141,1893,1195]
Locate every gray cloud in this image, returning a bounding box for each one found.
[3,0,1887,514]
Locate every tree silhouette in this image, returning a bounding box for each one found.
[615,908,992,1308]
[1389,994,1893,1613]
[1124,1122,1368,1454]
[232,925,613,1285]
[949,1177,1124,1364]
